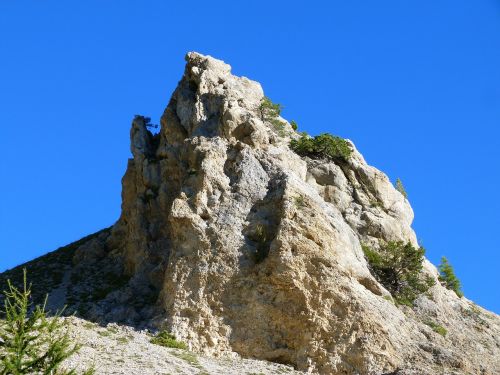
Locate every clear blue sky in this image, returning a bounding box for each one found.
[1,1,499,313]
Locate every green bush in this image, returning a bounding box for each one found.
[270,118,286,136]
[438,257,463,297]
[259,96,282,121]
[290,120,298,131]
[290,132,352,161]
[150,331,188,350]
[362,241,435,306]
[248,224,270,263]
[0,270,93,375]
[395,178,408,199]
[424,320,447,337]
[259,97,287,136]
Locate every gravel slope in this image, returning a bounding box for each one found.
[63,317,302,375]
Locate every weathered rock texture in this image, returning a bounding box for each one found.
[2,52,499,375]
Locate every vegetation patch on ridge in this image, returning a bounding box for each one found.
[259,96,287,136]
[362,241,435,306]
[290,132,352,161]
[395,178,408,199]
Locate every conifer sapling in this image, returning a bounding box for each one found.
[438,256,463,297]
[0,269,94,375]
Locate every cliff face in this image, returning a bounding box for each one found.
[2,52,499,375]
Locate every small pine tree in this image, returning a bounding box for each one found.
[0,270,93,375]
[395,178,408,199]
[362,241,435,306]
[258,97,287,136]
[259,96,282,122]
[438,256,463,297]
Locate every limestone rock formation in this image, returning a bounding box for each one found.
[1,52,499,375]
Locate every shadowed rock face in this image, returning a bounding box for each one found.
[2,52,499,374]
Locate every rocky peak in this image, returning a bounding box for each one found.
[2,52,499,375]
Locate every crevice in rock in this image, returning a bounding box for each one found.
[194,93,224,137]
[242,179,285,264]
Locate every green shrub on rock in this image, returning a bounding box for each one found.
[395,178,408,199]
[259,96,282,121]
[362,241,435,306]
[290,132,352,161]
[438,256,463,297]
[424,320,447,337]
[150,331,188,350]
[270,118,286,136]
[258,96,287,136]
[290,132,315,154]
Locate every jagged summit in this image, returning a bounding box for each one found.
[1,52,499,375]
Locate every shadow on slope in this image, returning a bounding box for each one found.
[0,227,160,330]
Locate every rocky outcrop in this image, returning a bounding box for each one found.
[2,52,499,374]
